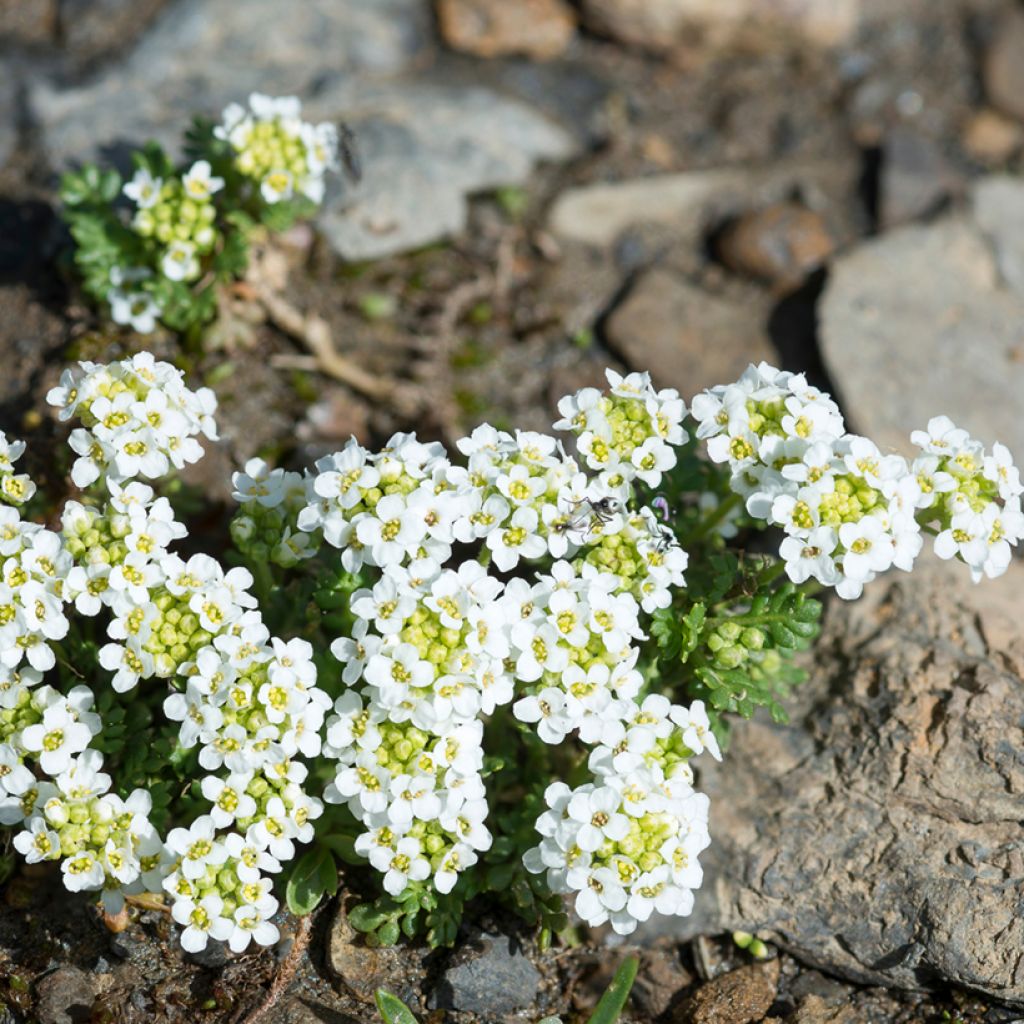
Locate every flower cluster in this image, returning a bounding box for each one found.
[46,353,217,490]
[231,458,320,568]
[524,696,715,935]
[215,92,339,206]
[0,434,36,508]
[692,362,1024,598]
[554,369,687,489]
[300,369,709,937]
[5,355,333,954]
[60,93,339,337]
[911,416,1024,581]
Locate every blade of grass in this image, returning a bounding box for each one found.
[586,955,639,1024]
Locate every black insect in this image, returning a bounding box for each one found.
[337,122,362,184]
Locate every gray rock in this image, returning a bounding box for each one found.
[35,966,96,1024]
[29,0,575,260]
[879,128,957,229]
[641,555,1024,1007]
[58,0,171,66]
[312,80,574,260]
[429,930,541,1017]
[186,939,229,968]
[603,267,775,399]
[971,175,1024,302]
[549,161,854,250]
[819,206,1024,460]
[0,62,16,171]
[29,0,433,166]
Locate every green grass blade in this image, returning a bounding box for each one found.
[586,955,639,1024]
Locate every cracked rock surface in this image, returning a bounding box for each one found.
[643,554,1024,1007]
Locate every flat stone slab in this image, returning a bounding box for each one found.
[820,181,1024,460]
[28,0,575,260]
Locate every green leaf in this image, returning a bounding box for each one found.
[347,903,390,933]
[376,918,400,947]
[586,955,639,1024]
[285,844,337,915]
[679,602,706,663]
[374,990,419,1024]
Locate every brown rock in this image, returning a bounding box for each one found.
[435,0,575,60]
[983,9,1024,124]
[327,903,429,1012]
[674,960,780,1024]
[643,557,1024,1006]
[632,948,694,1018]
[962,108,1022,165]
[0,0,57,46]
[578,0,859,55]
[35,967,96,1024]
[604,267,775,399]
[58,0,170,65]
[716,203,835,288]
[787,995,857,1024]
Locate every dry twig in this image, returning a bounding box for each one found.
[235,912,314,1024]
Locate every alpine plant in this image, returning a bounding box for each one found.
[0,354,1018,954]
[59,93,341,336]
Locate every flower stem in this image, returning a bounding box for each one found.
[682,492,742,545]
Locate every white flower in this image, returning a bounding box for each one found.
[110,290,160,333]
[161,241,200,282]
[166,815,228,880]
[260,169,295,204]
[20,704,94,776]
[182,160,224,201]
[370,836,431,897]
[123,169,162,208]
[172,893,233,953]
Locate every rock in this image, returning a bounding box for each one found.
[550,170,747,248]
[58,0,170,66]
[28,0,576,260]
[327,903,428,1012]
[982,9,1024,124]
[644,557,1024,1006]
[0,63,19,171]
[879,128,957,228]
[435,0,575,60]
[971,175,1024,302]
[631,948,694,1018]
[0,0,56,46]
[604,267,775,398]
[962,109,1022,165]
[35,966,96,1024]
[578,0,860,55]
[186,939,229,968]
[549,161,853,250]
[28,0,433,165]
[314,80,574,260]
[673,960,780,1024]
[428,930,541,1017]
[715,203,835,287]
[819,205,1024,460]
[785,995,857,1024]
